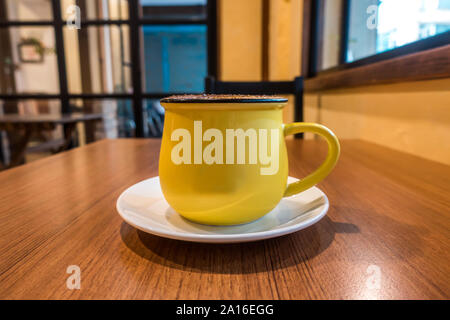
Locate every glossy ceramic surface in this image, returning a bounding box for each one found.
[159,100,339,225]
[116,176,329,243]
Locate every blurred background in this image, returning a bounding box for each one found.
[0,0,449,169]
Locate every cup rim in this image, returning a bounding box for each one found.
[160,94,288,104]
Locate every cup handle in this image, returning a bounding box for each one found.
[283,123,340,197]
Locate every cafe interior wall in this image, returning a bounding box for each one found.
[304,79,450,166]
[219,0,450,165]
[219,0,301,126]
[3,0,63,148]
[4,0,59,112]
[3,0,108,145]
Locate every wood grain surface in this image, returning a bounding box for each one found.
[0,139,448,299]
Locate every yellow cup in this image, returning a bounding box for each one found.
[159,95,340,225]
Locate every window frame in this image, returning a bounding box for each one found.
[0,0,218,137]
[302,0,450,91]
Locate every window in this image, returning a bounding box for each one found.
[303,0,450,90]
[141,0,209,94]
[347,0,450,63]
[143,25,207,93]
[0,0,217,138]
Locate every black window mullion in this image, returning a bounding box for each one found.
[128,0,146,138]
[51,0,70,115]
[207,0,218,78]
[339,0,350,65]
[70,20,130,27]
[138,19,207,25]
[0,21,55,27]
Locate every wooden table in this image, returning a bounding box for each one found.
[0,139,448,299]
[0,113,103,168]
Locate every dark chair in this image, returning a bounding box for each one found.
[205,76,304,138]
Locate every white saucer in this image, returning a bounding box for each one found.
[116,176,329,243]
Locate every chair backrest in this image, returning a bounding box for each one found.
[205,76,304,137]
